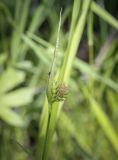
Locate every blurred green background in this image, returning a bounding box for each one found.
[0,0,118,160]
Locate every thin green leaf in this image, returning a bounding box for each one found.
[89,98,118,153]
[22,35,50,64]
[91,2,118,30]
[74,59,118,91]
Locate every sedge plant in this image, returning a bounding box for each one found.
[0,0,118,159]
[36,0,92,159]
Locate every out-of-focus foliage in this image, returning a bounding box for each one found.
[0,0,118,160]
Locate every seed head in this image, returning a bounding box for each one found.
[52,83,69,103]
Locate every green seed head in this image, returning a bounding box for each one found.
[47,81,69,104]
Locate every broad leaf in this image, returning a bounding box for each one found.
[0,68,25,93]
[0,107,24,126]
[0,87,35,107]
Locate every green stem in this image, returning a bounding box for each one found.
[42,105,52,160]
[35,98,49,160]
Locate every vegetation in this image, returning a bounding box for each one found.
[0,0,118,160]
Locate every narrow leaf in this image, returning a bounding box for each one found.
[90,98,118,153]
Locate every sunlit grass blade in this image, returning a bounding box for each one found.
[89,98,118,153]
[80,85,118,153]
[91,1,118,30]
[11,0,31,62]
